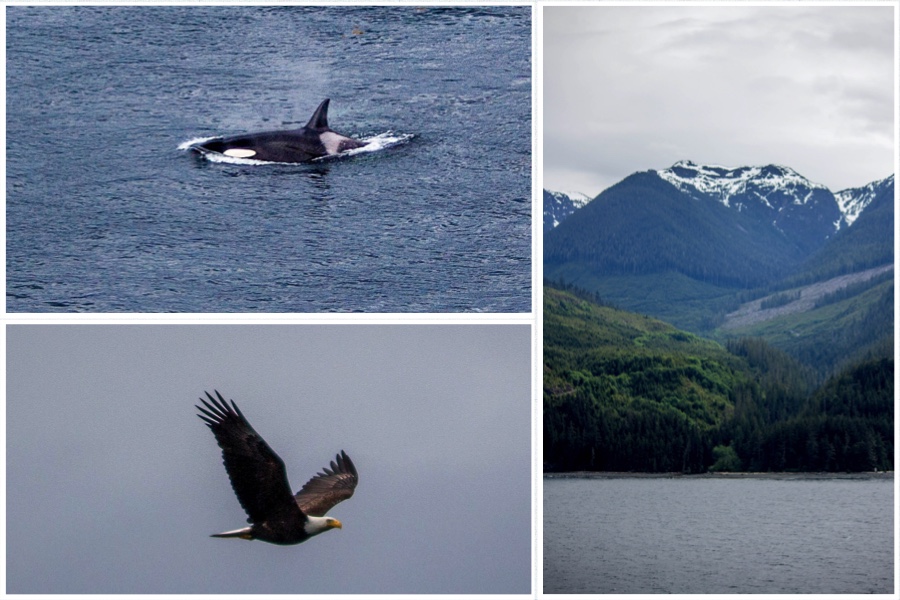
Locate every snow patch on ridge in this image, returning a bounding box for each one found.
[544,190,592,229]
[833,173,894,228]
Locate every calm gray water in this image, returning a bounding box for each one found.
[544,476,894,594]
[7,6,531,312]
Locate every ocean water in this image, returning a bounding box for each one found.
[7,6,531,312]
[544,475,895,594]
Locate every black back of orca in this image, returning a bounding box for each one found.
[195,99,366,163]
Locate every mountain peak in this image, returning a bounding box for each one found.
[834,173,895,228]
[653,160,842,252]
[657,161,829,208]
[543,189,592,232]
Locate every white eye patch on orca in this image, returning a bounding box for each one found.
[223,148,257,158]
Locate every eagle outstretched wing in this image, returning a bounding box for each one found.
[294,450,359,517]
[196,391,297,524]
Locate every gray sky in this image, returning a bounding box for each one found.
[6,325,531,594]
[544,4,896,198]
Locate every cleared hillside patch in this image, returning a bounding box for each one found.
[721,264,893,330]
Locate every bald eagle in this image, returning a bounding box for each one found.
[196,391,359,545]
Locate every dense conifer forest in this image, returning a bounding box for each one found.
[544,286,894,473]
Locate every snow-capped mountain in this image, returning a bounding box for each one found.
[545,161,893,336]
[543,189,592,232]
[655,161,843,251]
[546,162,893,293]
[833,173,895,229]
[656,161,828,209]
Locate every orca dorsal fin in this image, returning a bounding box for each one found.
[305,99,330,131]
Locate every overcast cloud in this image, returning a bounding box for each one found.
[544,4,896,197]
[6,325,531,594]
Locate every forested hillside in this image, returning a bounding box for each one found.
[544,286,894,473]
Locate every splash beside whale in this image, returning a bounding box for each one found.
[190,99,367,163]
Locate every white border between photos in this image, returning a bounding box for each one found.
[0,2,537,600]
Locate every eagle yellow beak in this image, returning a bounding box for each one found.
[328,518,343,530]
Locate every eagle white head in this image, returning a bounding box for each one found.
[304,515,343,536]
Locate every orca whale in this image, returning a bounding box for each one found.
[192,99,367,163]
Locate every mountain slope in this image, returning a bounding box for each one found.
[545,169,810,288]
[787,174,894,284]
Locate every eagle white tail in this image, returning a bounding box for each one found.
[211,526,253,540]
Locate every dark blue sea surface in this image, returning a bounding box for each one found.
[544,475,895,594]
[7,6,531,312]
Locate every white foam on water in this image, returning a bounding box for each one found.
[334,132,415,158]
[177,136,216,150]
[199,152,270,166]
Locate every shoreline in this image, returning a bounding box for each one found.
[544,471,894,480]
